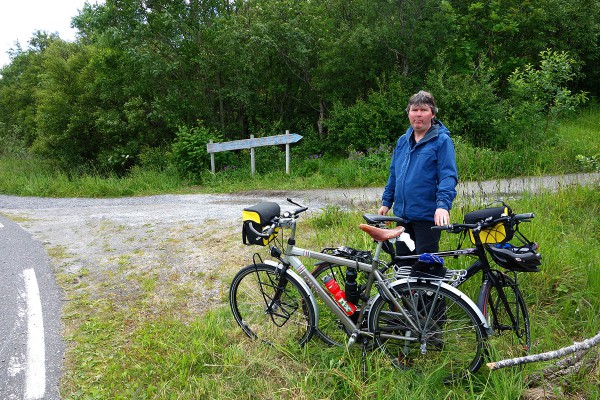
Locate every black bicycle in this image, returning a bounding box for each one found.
[311,204,541,360]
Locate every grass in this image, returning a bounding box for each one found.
[0,158,190,197]
[50,186,599,399]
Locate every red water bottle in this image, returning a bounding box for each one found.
[323,275,357,316]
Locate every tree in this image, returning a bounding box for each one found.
[0,32,61,153]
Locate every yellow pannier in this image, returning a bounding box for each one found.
[464,206,514,244]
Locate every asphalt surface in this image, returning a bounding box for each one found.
[0,216,63,400]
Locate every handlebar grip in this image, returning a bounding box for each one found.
[247,222,274,238]
[431,225,448,231]
[294,207,309,215]
[514,213,535,221]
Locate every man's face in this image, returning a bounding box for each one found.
[408,103,435,133]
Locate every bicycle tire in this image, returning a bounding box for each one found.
[368,280,487,380]
[230,263,316,347]
[477,271,531,358]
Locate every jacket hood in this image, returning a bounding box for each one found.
[407,120,450,144]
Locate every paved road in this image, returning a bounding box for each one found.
[0,172,597,399]
[0,216,63,400]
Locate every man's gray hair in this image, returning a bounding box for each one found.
[405,90,438,114]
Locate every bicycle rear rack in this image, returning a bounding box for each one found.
[393,265,467,286]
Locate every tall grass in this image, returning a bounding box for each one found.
[0,157,188,197]
[56,186,599,399]
[1,104,599,197]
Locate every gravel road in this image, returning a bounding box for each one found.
[0,173,598,278]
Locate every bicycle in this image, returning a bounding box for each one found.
[311,203,542,360]
[229,199,491,379]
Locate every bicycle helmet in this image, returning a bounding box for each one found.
[488,245,542,272]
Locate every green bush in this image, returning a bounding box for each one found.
[425,58,507,148]
[504,50,588,148]
[576,154,600,172]
[325,75,414,155]
[171,124,224,179]
[323,50,589,158]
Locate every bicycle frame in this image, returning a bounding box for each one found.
[269,215,489,346]
[388,223,524,335]
[449,227,524,331]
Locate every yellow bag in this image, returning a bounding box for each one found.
[464,206,513,244]
[242,202,280,246]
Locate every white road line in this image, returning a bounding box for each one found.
[23,268,46,400]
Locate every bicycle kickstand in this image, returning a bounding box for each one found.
[361,336,369,379]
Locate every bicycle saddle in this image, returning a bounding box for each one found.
[362,213,404,225]
[359,224,405,242]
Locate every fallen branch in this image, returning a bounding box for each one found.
[487,332,600,370]
[527,347,599,386]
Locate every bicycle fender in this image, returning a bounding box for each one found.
[379,278,492,336]
[263,260,320,326]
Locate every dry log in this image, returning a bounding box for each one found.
[487,332,600,370]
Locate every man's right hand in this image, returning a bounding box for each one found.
[378,206,389,216]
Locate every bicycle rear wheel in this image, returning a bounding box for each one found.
[477,271,531,358]
[368,280,487,380]
[230,263,316,347]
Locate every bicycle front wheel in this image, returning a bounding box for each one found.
[477,271,531,358]
[229,263,316,347]
[368,280,487,380]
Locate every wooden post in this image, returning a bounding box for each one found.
[250,134,255,177]
[209,140,215,173]
[285,130,290,174]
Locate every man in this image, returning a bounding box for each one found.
[378,90,458,256]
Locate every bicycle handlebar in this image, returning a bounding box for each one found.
[432,212,535,233]
[286,198,309,216]
[247,221,275,238]
[514,213,535,221]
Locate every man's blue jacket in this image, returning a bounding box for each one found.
[381,120,458,222]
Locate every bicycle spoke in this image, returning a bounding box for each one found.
[369,281,486,380]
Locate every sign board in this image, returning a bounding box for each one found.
[206,133,302,153]
[206,131,303,175]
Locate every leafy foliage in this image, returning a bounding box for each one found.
[0,0,598,174]
[503,50,589,148]
[171,123,223,179]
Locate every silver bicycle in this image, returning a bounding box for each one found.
[229,199,491,379]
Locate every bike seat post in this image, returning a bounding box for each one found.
[372,240,386,264]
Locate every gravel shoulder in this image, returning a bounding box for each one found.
[0,172,597,314]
